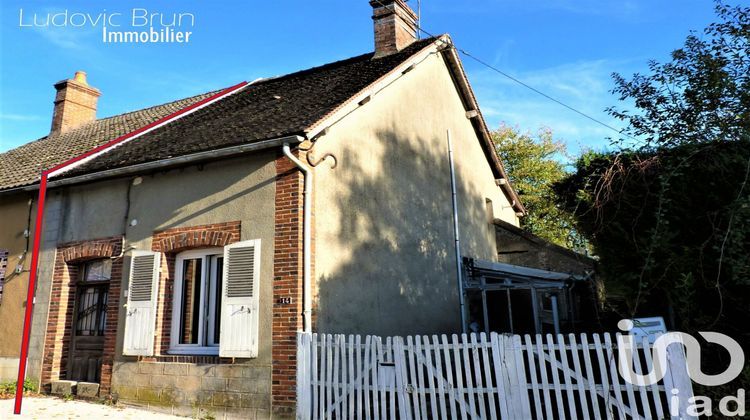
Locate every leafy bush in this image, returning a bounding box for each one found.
[0,379,38,397]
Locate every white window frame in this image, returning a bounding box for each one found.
[169,247,223,355]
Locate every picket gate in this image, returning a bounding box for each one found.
[296,332,694,419]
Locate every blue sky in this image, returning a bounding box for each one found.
[0,0,720,154]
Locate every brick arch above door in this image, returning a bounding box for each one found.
[60,237,123,263]
[43,236,123,395]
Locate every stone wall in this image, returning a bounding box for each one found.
[494,219,595,275]
[111,361,272,419]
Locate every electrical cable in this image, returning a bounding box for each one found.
[373,0,636,141]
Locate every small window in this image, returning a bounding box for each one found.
[0,250,8,304]
[485,198,494,224]
[170,248,223,355]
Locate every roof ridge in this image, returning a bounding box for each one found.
[94,89,221,123]
[252,37,438,87]
[3,40,439,155]
[1,90,218,156]
[1,37,441,191]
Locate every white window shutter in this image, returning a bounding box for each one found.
[122,250,161,356]
[219,240,260,358]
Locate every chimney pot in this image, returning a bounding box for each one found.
[370,0,418,58]
[51,71,100,134]
[73,71,88,85]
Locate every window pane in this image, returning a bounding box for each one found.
[84,259,112,282]
[99,289,108,335]
[179,258,202,345]
[75,285,108,336]
[209,257,223,345]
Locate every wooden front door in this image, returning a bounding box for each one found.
[68,259,111,383]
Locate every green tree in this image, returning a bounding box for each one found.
[555,2,750,398]
[607,2,749,148]
[492,124,585,250]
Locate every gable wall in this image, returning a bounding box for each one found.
[311,52,519,336]
[495,225,594,276]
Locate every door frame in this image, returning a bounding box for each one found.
[66,260,111,383]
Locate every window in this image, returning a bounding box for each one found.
[123,240,259,358]
[0,250,7,304]
[485,198,494,224]
[170,248,224,354]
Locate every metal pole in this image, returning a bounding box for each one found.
[447,130,466,333]
[481,276,489,334]
[551,295,560,334]
[530,287,540,334]
[506,289,514,334]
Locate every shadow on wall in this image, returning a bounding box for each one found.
[316,129,493,337]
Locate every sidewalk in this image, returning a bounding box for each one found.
[0,396,185,419]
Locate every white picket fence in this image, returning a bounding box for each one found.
[296,332,695,419]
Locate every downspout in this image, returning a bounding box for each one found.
[282,143,312,333]
[447,130,467,334]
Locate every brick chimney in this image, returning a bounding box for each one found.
[51,71,100,134]
[370,0,418,58]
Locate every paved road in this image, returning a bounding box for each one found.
[0,396,185,419]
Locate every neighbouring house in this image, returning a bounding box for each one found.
[462,219,599,337]
[0,194,32,382]
[0,1,594,418]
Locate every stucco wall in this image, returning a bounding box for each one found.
[26,191,64,384]
[312,52,519,336]
[0,357,20,382]
[26,152,277,417]
[0,192,34,375]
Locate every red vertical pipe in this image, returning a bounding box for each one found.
[14,172,48,415]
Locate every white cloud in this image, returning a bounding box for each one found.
[428,0,643,20]
[0,113,43,121]
[467,57,640,154]
[518,0,642,17]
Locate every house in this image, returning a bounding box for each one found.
[462,219,599,337]
[0,193,31,382]
[463,219,602,334]
[494,218,594,275]
[0,1,531,417]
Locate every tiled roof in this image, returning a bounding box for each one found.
[0,38,436,191]
[67,38,435,177]
[0,92,216,190]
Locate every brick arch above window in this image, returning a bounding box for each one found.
[60,237,123,263]
[152,222,241,254]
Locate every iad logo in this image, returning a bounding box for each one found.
[616,319,747,417]
[616,319,745,387]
